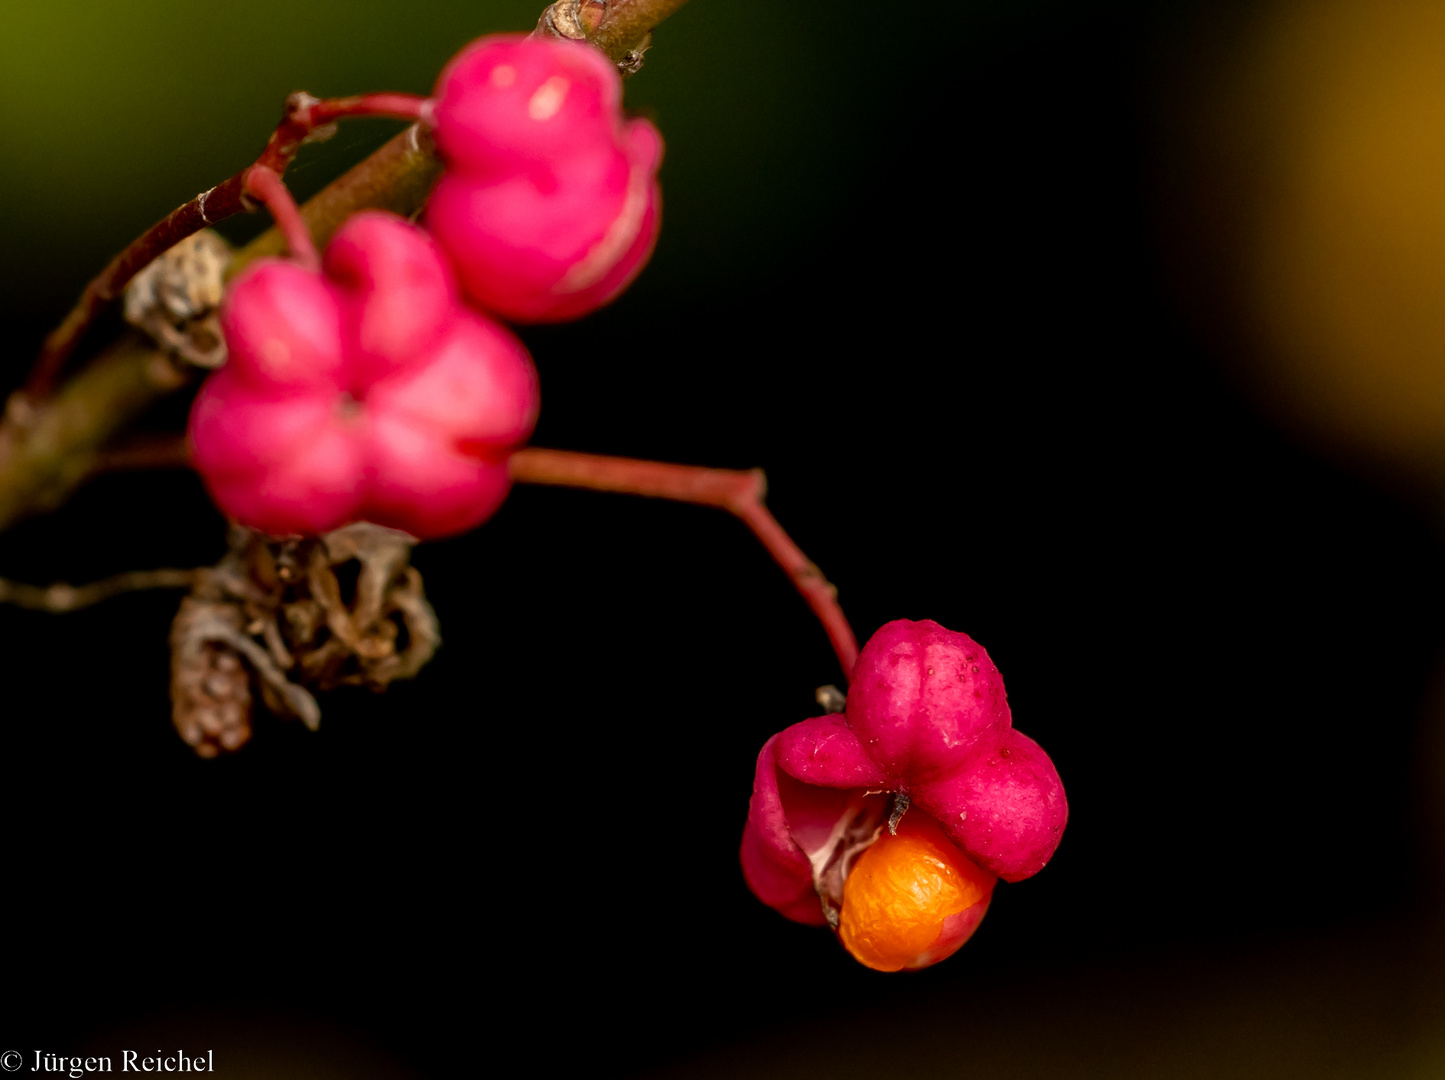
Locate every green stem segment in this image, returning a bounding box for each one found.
[0,335,190,532]
[230,123,443,277]
[589,0,690,61]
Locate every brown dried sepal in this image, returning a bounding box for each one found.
[535,1,595,42]
[282,523,441,691]
[170,600,253,757]
[167,522,440,756]
[123,230,231,370]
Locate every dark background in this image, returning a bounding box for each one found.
[1,1,1442,1076]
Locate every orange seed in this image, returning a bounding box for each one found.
[837,811,994,972]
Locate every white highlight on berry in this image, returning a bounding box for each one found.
[491,64,517,87]
[528,76,570,121]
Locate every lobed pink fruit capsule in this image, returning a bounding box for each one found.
[740,619,1067,969]
[190,211,539,538]
[427,34,663,323]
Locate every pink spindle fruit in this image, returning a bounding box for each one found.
[428,34,663,323]
[740,619,1067,970]
[190,211,539,538]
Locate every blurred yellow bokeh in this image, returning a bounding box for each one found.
[1176,0,1445,478]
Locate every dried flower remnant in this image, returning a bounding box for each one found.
[170,606,255,757]
[123,230,232,370]
[168,523,440,756]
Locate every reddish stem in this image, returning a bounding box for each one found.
[307,94,433,127]
[88,434,193,475]
[509,447,859,678]
[243,167,318,269]
[74,437,858,674]
[22,92,432,402]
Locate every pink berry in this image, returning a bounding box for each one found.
[432,34,622,176]
[323,210,458,386]
[190,212,539,538]
[362,314,539,536]
[846,619,1012,783]
[427,34,663,323]
[189,383,366,537]
[740,619,1067,965]
[910,729,1069,885]
[218,260,347,391]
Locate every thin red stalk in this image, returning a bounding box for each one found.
[309,93,432,126]
[23,92,433,401]
[510,447,859,677]
[88,434,192,475]
[243,167,318,269]
[25,170,247,400]
[73,439,857,669]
